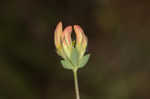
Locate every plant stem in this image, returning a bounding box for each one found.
[73,68,80,99]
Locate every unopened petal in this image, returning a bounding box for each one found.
[63,26,72,46]
[80,34,88,57]
[74,25,88,58]
[60,26,73,58]
[74,25,83,45]
[54,22,63,49]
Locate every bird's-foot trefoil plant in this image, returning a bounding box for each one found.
[54,21,90,99]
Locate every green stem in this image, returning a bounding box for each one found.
[73,68,80,99]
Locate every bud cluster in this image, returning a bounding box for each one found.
[54,22,90,70]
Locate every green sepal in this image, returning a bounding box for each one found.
[70,48,79,66]
[61,60,74,70]
[78,54,90,68]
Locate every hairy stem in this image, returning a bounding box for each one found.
[73,68,80,99]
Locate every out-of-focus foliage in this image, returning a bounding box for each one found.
[0,0,150,99]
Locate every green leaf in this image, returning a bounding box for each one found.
[61,60,74,70]
[70,48,79,66]
[78,54,90,68]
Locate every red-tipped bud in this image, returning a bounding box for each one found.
[74,25,88,58]
[62,26,72,47]
[61,26,73,58]
[54,22,62,49]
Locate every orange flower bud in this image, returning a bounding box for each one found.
[61,26,72,48]
[61,26,73,58]
[74,25,88,58]
[54,22,67,58]
[54,22,62,49]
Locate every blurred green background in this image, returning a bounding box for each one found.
[0,0,150,99]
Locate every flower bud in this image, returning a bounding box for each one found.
[54,22,66,58]
[54,22,62,49]
[61,26,73,58]
[74,25,88,58]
